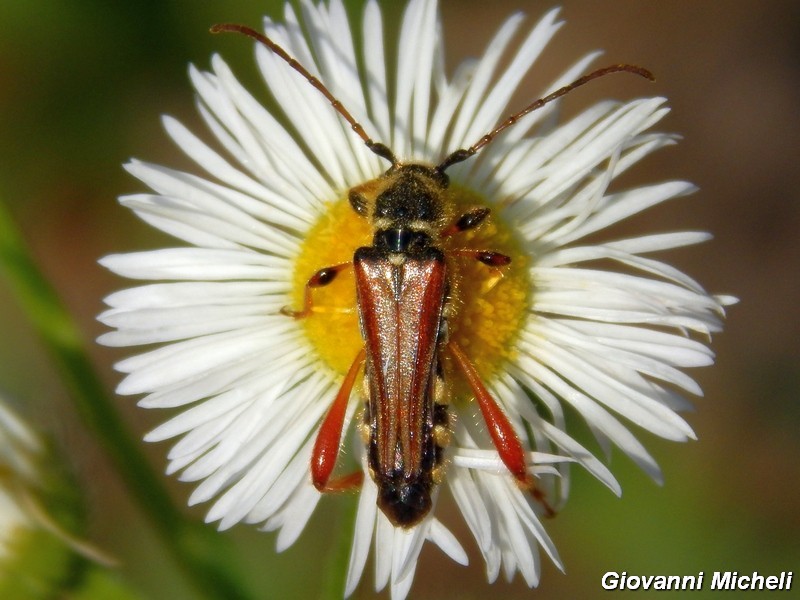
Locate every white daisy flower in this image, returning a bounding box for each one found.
[99,0,731,598]
[0,399,117,591]
[0,401,40,562]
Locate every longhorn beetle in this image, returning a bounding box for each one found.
[211,21,652,528]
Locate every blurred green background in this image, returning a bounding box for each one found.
[1,0,798,598]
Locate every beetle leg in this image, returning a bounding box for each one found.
[448,341,555,517]
[441,207,512,291]
[311,349,365,492]
[450,248,511,266]
[281,262,352,318]
[451,248,512,293]
[440,207,491,238]
[316,470,364,493]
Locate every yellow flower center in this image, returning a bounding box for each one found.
[290,185,530,396]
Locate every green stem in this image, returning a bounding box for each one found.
[0,199,253,600]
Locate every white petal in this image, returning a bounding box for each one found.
[448,466,493,555]
[100,248,289,282]
[428,519,468,566]
[458,8,563,152]
[114,326,298,394]
[273,484,321,550]
[445,11,527,152]
[101,280,285,310]
[392,0,431,157]
[192,63,330,209]
[345,476,378,597]
[546,181,697,246]
[510,354,664,482]
[362,0,391,143]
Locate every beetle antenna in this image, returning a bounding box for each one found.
[211,23,398,166]
[437,64,654,173]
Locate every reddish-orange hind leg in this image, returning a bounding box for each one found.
[449,341,555,517]
[311,348,366,493]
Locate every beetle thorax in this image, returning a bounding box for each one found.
[348,164,452,253]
